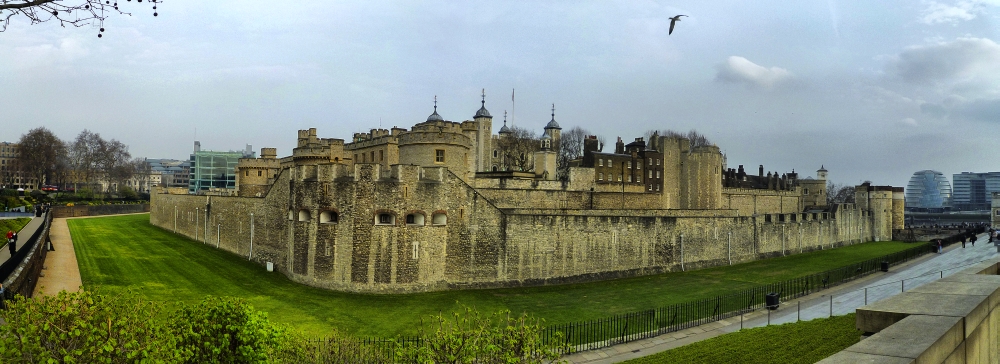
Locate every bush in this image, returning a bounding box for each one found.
[397,308,568,364]
[118,186,138,200]
[170,296,290,364]
[76,188,96,201]
[0,289,182,363]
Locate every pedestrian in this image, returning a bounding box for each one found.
[971,234,977,247]
[938,239,943,253]
[4,230,12,253]
[961,236,966,248]
[7,230,15,255]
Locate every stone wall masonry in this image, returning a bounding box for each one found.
[52,204,150,218]
[150,164,890,293]
[722,188,803,216]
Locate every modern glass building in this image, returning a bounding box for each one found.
[188,142,255,194]
[952,172,1000,211]
[905,170,951,210]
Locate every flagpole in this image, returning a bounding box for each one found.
[511,88,515,128]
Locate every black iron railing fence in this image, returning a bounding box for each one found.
[289,235,961,361]
[1,212,52,299]
[538,239,938,352]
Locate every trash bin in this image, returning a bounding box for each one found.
[766,292,780,310]
[881,261,889,272]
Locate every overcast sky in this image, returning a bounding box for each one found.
[2,0,999,187]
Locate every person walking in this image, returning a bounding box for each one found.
[961,236,966,248]
[7,230,15,255]
[5,230,12,254]
[971,234,977,247]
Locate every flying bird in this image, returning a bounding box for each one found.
[668,15,687,35]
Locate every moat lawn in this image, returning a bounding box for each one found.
[71,214,922,337]
[622,314,860,364]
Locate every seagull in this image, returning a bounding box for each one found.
[668,15,687,35]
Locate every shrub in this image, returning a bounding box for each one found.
[0,289,182,363]
[170,296,290,364]
[397,308,568,364]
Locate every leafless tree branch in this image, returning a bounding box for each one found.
[0,0,161,36]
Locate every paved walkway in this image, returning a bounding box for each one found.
[34,218,83,296]
[564,235,999,363]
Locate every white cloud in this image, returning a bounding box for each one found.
[714,56,792,89]
[920,0,1000,24]
[898,117,919,126]
[6,37,89,70]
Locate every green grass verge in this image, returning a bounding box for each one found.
[71,214,923,337]
[622,314,860,364]
[0,217,31,235]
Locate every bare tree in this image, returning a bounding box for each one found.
[15,127,67,189]
[101,139,133,195]
[130,157,150,193]
[495,126,539,172]
[69,129,102,192]
[0,0,161,36]
[646,129,713,148]
[557,126,591,180]
[827,181,856,205]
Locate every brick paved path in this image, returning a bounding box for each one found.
[33,217,83,296]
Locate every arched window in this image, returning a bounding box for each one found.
[320,211,338,223]
[287,210,295,220]
[405,213,425,226]
[432,213,447,226]
[493,150,499,158]
[376,213,396,225]
[492,165,498,171]
[298,210,311,222]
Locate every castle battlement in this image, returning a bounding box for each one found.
[397,130,471,147]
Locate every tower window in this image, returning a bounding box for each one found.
[599,159,603,167]
[406,213,425,226]
[598,173,603,181]
[435,150,445,163]
[258,170,262,177]
[320,211,338,223]
[376,213,396,225]
[493,150,498,158]
[432,213,447,225]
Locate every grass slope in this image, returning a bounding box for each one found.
[623,314,860,364]
[0,217,31,235]
[72,214,921,337]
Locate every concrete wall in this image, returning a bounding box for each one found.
[819,259,1000,364]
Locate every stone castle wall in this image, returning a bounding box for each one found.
[150,165,881,293]
[722,188,803,216]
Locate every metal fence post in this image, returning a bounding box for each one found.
[865,288,868,305]
[829,295,833,317]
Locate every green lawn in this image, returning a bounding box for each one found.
[0,217,31,235]
[71,214,923,337]
[622,314,860,364]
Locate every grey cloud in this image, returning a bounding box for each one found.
[920,102,948,118]
[889,37,1000,84]
[952,98,1000,122]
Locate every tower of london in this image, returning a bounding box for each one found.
[151,93,903,293]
